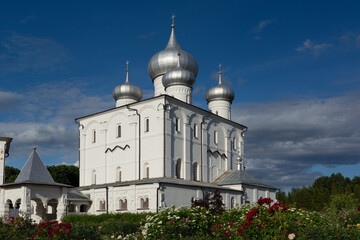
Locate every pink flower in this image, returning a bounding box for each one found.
[169,220,174,225]
[98,226,102,230]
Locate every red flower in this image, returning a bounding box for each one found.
[237,227,242,233]
[246,208,259,220]
[217,224,222,229]
[229,222,234,227]
[36,231,40,235]
[268,202,289,214]
[227,233,231,237]
[257,197,273,206]
[211,228,216,232]
[358,206,360,212]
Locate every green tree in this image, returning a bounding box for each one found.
[313,187,330,211]
[276,190,287,205]
[295,187,313,210]
[47,165,79,187]
[5,166,20,183]
[354,184,360,202]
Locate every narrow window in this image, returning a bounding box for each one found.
[231,197,235,209]
[176,159,182,179]
[194,124,198,138]
[216,111,218,115]
[175,118,180,132]
[117,125,121,138]
[145,118,149,132]
[91,170,96,185]
[214,131,218,144]
[193,163,198,181]
[233,137,237,150]
[92,130,96,143]
[146,166,150,179]
[117,169,122,182]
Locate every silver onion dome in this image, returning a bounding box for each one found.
[113,65,143,101]
[163,53,196,88]
[206,67,235,103]
[148,24,198,81]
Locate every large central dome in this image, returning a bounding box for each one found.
[148,24,198,81]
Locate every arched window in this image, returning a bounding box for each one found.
[193,163,198,181]
[143,163,150,179]
[117,125,121,138]
[117,167,122,182]
[92,130,96,143]
[233,137,237,150]
[99,200,106,211]
[142,198,149,209]
[119,199,127,210]
[145,118,150,132]
[231,197,235,209]
[91,170,96,185]
[214,130,218,144]
[176,159,182,179]
[194,124,198,138]
[175,118,180,132]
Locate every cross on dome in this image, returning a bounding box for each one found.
[171,14,176,28]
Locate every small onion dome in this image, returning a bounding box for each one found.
[205,67,235,103]
[148,24,198,81]
[163,53,196,88]
[113,66,143,102]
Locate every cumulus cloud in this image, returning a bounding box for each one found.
[0,90,23,111]
[296,39,333,57]
[0,33,71,74]
[232,92,360,189]
[0,81,113,164]
[250,19,276,34]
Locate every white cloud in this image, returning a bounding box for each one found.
[0,90,23,110]
[296,39,333,57]
[250,19,276,34]
[232,92,360,189]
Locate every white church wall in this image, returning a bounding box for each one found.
[78,98,166,187]
[164,97,246,183]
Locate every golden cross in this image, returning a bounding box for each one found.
[126,61,129,71]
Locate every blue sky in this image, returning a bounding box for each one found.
[0,1,360,190]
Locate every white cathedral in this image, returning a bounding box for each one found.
[0,21,276,222]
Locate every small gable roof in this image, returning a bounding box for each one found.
[213,170,277,190]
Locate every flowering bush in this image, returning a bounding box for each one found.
[141,205,217,239]
[32,220,71,240]
[142,198,360,239]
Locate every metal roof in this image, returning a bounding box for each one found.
[67,189,91,201]
[213,170,277,190]
[76,177,242,192]
[6,148,69,187]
